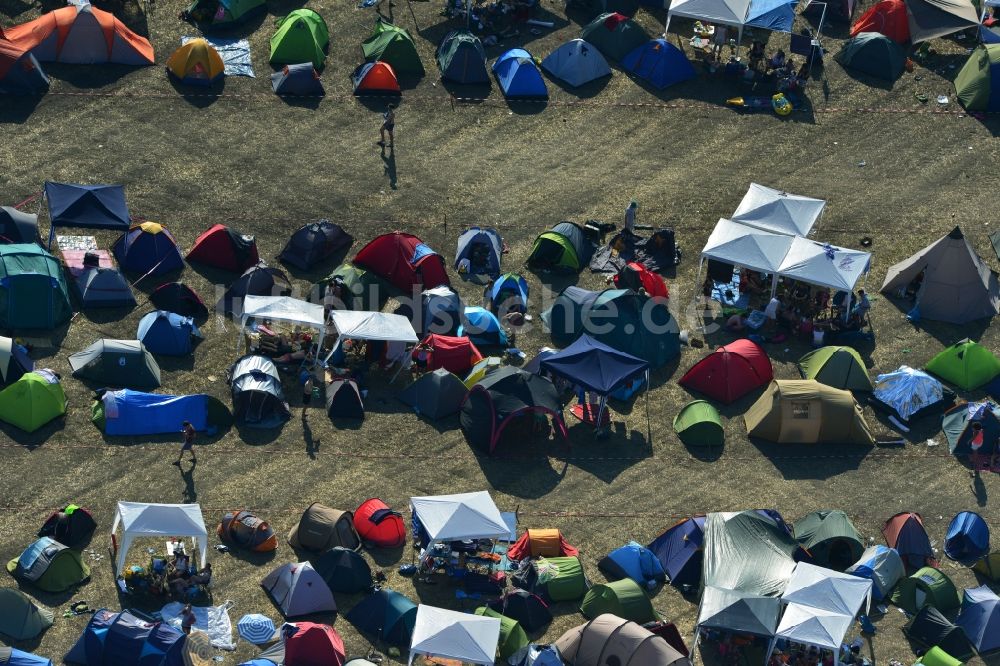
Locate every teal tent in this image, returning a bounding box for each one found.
[0,244,71,329]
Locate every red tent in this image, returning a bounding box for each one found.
[415,333,482,375]
[613,262,668,299]
[882,511,936,569]
[679,339,773,404]
[354,231,450,293]
[186,223,260,273]
[352,61,400,95]
[284,622,345,666]
[850,0,910,43]
[353,498,406,548]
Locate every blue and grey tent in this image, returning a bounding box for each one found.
[493,49,548,99]
[93,389,210,436]
[0,648,53,666]
[541,39,611,87]
[459,306,508,348]
[229,355,290,428]
[845,545,904,601]
[420,285,463,335]
[598,541,666,588]
[944,511,990,566]
[271,63,324,96]
[437,30,488,84]
[64,609,186,666]
[956,586,1000,654]
[44,182,130,233]
[621,39,695,90]
[455,227,502,277]
[137,310,201,356]
[345,589,418,646]
[0,207,39,244]
[648,516,705,589]
[746,0,797,31]
[74,268,136,309]
[488,273,529,315]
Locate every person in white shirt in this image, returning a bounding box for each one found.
[624,201,638,236]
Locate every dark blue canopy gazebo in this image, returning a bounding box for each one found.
[44,182,130,247]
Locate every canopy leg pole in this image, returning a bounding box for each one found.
[645,370,652,446]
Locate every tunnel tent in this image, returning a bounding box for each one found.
[228,354,290,428]
[92,389,211,436]
[6,537,89,592]
[528,221,595,272]
[744,380,875,446]
[111,502,208,573]
[554,614,691,666]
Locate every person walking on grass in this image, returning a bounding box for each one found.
[378,104,395,148]
[173,421,197,465]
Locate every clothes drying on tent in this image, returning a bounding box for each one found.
[69,339,161,389]
[674,401,724,447]
[846,544,905,601]
[528,221,596,272]
[326,377,364,419]
[493,48,548,99]
[38,504,96,548]
[621,39,695,90]
[74,267,135,309]
[474,607,530,661]
[415,333,483,375]
[362,19,424,77]
[166,38,224,85]
[136,310,201,356]
[272,63,324,95]
[489,590,553,633]
[794,509,864,571]
[228,355,290,428]
[956,585,1000,655]
[150,282,209,319]
[288,502,361,552]
[354,231,450,292]
[926,339,1000,390]
[353,498,406,548]
[744,379,875,445]
[64,609,185,666]
[346,589,417,646]
[598,541,666,588]
[419,286,463,335]
[943,511,989,565]
[0,588,52,641]
[0,207,38,244]
[871,366,952,422]
[891,567,960,613]
[398,368,467,419]
[580,13,649,62]
[313,547,372,593]
[5,1,154,65]
[218,509,278,552]
[187,223,259,273]
[488,273,529,315]
[113,222,185,276]
[220,263,293,315]
[942,401,1000,457]
[851,0,910,41]
[458,306,508,347]
[680,339,773,404]
[798,346,873,392]
[836,32,906,81]
[507,529,579,561]
[542,39,611,87]
[261,561,337,617]
[92,389,210,436]
[883,511,935,569]
[0,244,71,329]
[0,370,66,433]
[7,537,89,592]
[183,0,266,29]
[554,614,690,666]
[280,220,351,271]
[455,227,503,277]
[0,39,49,95]
[905,605,975,660]
[0,335,32,385]
[437,30,488,84]
[270,9,328,68]
[352,61,400,94]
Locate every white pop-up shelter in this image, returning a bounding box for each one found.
[407,604,501,666]
[667,0,753,43]
[777,237,871,295]
[731,183,827,237]
[410,491,509,543]
[240,295,326,352]
[112,502,208,573]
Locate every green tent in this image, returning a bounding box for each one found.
[798,346,873,392]
[361,20,424,77]
[916,646,964,666]
[0,371,67,433]
[674,400,724,447]
[530,231,580,271]
[6,538,90,592]
[891,567,960,614]
[925,339,1000,390]
[835,32,906,82]
[793,509,864,571]
[580,578,657,623]
[316,261,386,311]
[0,244,71,329]
[536,556,588,601]
[580,13,649,63]
[474,607,529,660]
[956,44,1000,112]
[0,587,53,640]
[270,9,329,69]
[184,0,266,28]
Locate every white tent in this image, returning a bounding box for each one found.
[410,491,509,542]
[781,562,872,616]
[667,0,752,31]
[731,183,827,237]
[112,502,208,573]
[407,605,501,666]
[773,603,854,652]
[240,295,326,353]
[777,237,871,293]
[328,311,417,345]
[701,219,794,275]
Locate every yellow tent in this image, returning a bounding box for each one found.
[744,379,875,445]
[166,39,224,85]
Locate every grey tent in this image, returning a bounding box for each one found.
[0,587,53,640]
[904,605,975,660]
[697,586,780,638]
[228,355,290,428]
[75,268,136,308]
[0,207,39,244]
[420,285,463,335]
[555,614,690,666]
[703,511,802,596]
[260,561,337,618]
[906,0,978,43]
[68,339,161,389]
[881,227,1000,324]
[398,368,468,420]
[835,33,906,81]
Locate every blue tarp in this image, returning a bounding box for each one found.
[1,648,54,666]
[458,306,508,347]
[746,0,796,31]
[44,182,130,231]
[493,49,548,98]
[647,516,705,588]
[621,39,695,90]
[944,511,990,565]
[599,541,666,587]
[99,389,210,436]
[137,311,200,356]
[540,334,648,395]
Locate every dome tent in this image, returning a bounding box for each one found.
[351,61,400,95]
[437,30,488,84]
[680,339,773,404]
[0,39,49,95]
[942,400,1000,458]
[891,567,960,614]
[957,44,1000,112]
[836,32,906,81]
[871,366,953,423]
[7,536,90,592]
[487,273,529,315]
[943,511,989,565]
[280,220,352,271]
[314,546,372,593]
[0,335,33,386]
[68,339,161,389]
[925,339,1000,390]
[512,556,589,602]
[150,282,208,319]
[458,306,508,347]
[270,9,328,69]
[74,267,135,309]
[542,39,611,87]
[621,39,695,90]
[850,0,910,42]
[580,578,658,623]
[353,497,406,548]
[845,545,904,601]
[261,561,337,618]
[794,509,864,571]
[38,504,97,548]
[218,509,278,552]
[228,355,290,428]
[64,608,186,666]
[362,19,424,77]
[166,38,224,86]
[580,13,649,62]
[272,63,324,95]
[326,377,364,420]
[455,226,503,277]
[0,370,67,433]
[598,541,666,588]
[0,244,71,329]
[905,605,974,660]
[398,368,467,419]
[798,346,873,392]
[0,207,39,244]
[883,511,935,569]
[353,231,449,293]
[136,310,201,356]
[489,589,553,632]
[528,221,595,273]
[0,587,53,640]
[112,222,184,276]
[493,48,548,99]
[287,502,361,552]
[187,223,260,273]
[346,589,417,646]
[474,606,530,661]
[673,400,724,447]
[183,0,266,29]
[220,263,293,316]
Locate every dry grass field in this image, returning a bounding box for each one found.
[1,0,1000,662]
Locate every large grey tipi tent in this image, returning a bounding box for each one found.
[880,227,1000,324]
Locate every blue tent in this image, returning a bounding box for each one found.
[64,608,186,666]
[0,648,53,666]
[621,39,695,90]
[113,223,185,276]
[647,515,705,589]
[598,541,666,588]
[944,511,990,566]
[493,49,548,99]
[271,63,324,96]
[540,334,648,395]
[346,589,418,646]
[746,0,796,31]
[137,310,201,356]
[44,182,130,232]
[845,544,904,601]
[455,227,502,277]
[459,306,508,347]
[95,389,211,436]
[488,273,529,314]
[0,47,49,95]
[956,585,1000,654]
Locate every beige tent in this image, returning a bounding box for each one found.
[287,502,361,552]
[880,227,1000,324]
[744,380,874,445]
[555,613,690,666]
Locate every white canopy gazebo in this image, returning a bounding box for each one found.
[408,605,501,666]
[732,183,827,237]
[112,502,208,573]
[410,491,509,543]
[697,219,794,298]
[240,295,326,353]
[667,0,753,44]
[777,237,871,295]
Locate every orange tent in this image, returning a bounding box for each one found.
[352,61,400,95]
[5,0,154,65]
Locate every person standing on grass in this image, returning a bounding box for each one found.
[624,200,638,236]
[378,104,395,148]
[173,421,197,465]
